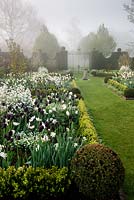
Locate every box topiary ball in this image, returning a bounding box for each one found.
[71,143,125,200]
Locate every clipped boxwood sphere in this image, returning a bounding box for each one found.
[104,76,112,83]
[124,88,134,98]
[71,144,125,200]
[69,87,82,99]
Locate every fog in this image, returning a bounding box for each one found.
[26,0,134,50]
[0,0,134,55]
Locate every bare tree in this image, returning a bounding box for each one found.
[124,0,134,24]
[0,0,37,41]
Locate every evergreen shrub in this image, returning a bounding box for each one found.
[71,143,125,200]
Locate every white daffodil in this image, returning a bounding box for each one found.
[69,92,73,95]
[54,143,59,150]
[42,122,46,128]
[42,135,49,142]
[35,144,40,151]
[52,119,57,124]
[66,111,70,116]
[82,137,87,141]
[29,116,35,122]
[66,128,70,132]
[36,117,42,122]
[62,104,67,110]
[13,122,20,126]
[75,110,78,114]
[50,132,56,138]
[0,152,7,159]
[27,123,35,129]
[74,143,78,147]
[0,145,4,152]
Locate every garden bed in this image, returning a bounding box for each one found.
[0,73,125,199]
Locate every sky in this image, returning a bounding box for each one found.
[27,0,134,51]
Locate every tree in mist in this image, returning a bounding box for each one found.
[79,24,116,57]
[6,39,29,74]
[124,0,134,57]
[33,25,60,59]
[66,17,83,50]
[0,0,36,41]
[124,0,134,24]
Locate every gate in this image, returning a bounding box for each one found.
[68,51,90,71]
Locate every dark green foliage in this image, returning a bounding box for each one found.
[124,88,134,98]
[91,69,114,77]
[104,76,112,83]
[90,69,97,76]
[0,166,71,199]
[71,143,125,200]
[130,57,134,71]
[69,87,82,99]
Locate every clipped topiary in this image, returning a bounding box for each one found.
[104,76,112,83]
[71,143,125,200]
[69,87,83,99]
[124,88,134,99]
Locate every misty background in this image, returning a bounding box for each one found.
[0,0,134,56]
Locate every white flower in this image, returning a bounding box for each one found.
[36,117,42,122]
[43,109,47,114]
[62,104,67,110]
[42,135,49,142]
[35,144,40,151]
[0,145,4,152]
[75,110,78,114]
[74,143,78,147]
[13,122,20,126]
[34,107,38,111]
[50,132,56,138]
[66,111,70,116]
[52,119,57,124]
[66,128,70,132]
[69,92,73,95]
[0,152,7,159]
[54,143,59,150]
[29,116,35,122]
[42,122,46,128]
[82,137,87,141]
[27,123,35,129]
[52,107,56,112]
[49,109,52,113]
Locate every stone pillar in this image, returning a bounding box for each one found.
[82,68,89,80]
[56,46,68,70]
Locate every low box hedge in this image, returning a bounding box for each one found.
[0,166,71,199]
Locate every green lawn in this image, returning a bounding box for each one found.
[76,76,134,200]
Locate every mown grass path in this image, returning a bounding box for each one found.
[76,76,134,200]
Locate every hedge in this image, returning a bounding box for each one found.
[0,166,71,199]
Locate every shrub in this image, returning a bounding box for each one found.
[108,79,127,92]
[91,70,97,76]
[104,76,112,83]
[71,143,125,200]
[0,166,71,199]
[78,99,98,144]
[91,70,114,77]
[69,87,82,99]
[124,88,134,98]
